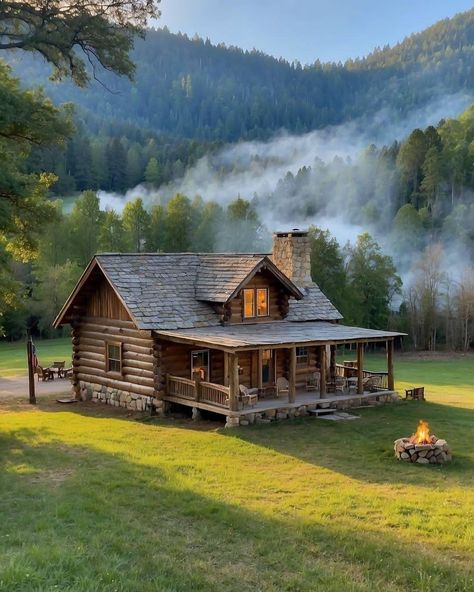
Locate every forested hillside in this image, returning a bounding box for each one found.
[12,10,474,143]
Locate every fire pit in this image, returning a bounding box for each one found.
[394,420,452,464]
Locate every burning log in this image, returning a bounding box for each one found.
[394,420,452,464]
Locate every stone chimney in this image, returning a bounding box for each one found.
[272,229,312,286]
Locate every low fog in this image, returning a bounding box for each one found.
[98,91,472,284]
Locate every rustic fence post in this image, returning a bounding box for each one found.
[27,336,36,405]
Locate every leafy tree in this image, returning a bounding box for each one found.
[345,233,402,328]
[307,226,347,314]
[164,193,193,251]
[146,204,166,252]
[0,0,159,86]
[122,197,150,252]
[0,62,71,262]
[32,259,82,335]
[194,202,224,252]
[220,197,264,252]
[98,210,126,252]
[68,190,103,266]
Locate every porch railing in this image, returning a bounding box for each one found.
[200,381,230,408]
[166,374,230,407]
[166,375,196,400]
[335,364,389,389]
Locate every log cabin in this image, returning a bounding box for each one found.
[54,230,404,426]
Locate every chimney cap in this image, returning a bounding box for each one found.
[273,228,308,238]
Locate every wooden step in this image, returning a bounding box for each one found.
[309,408,338,416]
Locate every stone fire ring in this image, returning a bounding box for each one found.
[394,437,452,464]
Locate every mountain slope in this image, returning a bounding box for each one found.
[8,9,474,142]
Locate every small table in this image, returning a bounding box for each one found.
[50,362,65,378]
[258,385,276,399]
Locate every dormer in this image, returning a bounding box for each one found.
[195,254,303,325]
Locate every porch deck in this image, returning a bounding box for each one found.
[162,383,398,418]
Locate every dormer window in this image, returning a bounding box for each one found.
[257,288,269,316]
[243,288,269,318]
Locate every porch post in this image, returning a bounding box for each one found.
[319,345,327,397]
[387,339,394,390]
[228,353,239,412]
[330,344,336,383]
[257,349,263,389]
[223,352,229,387]
[289,346,296,403]
[357,342,364,394]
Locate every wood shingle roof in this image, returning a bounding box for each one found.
[55,252,342,330]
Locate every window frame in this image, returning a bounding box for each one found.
[242,287,270,319]
[296,346,309,366]
[106,341,123,375]
[243,288,255,319]
[190,349,210,381]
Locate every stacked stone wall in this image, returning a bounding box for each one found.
[79,380,165,414]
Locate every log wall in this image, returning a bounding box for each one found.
[159,340,226,394]
[73,316,156,399]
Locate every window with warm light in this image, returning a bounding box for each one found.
[243,287,269,318]
[243,289,255,318]
[256,288,269,316]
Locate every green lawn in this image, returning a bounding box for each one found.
[0,355,473,591]
[0,338,72,378]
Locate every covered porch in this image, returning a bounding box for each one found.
[155,321,402,423]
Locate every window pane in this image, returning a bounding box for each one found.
[296,346,308,365]
[107,343,121,373]
[243,289,254,318]
[257,288,268,316]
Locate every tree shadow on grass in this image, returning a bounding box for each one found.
[223,400,474,489]
[0,429,472,592]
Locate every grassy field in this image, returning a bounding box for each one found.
[0,338,72,378]
[1,353,473,591]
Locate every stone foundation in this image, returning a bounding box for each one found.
[225,393,400,427]
[78,381,164,415]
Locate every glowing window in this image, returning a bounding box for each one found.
[243,289,255,318]
[107,342,122,373]
[256,288,269,316]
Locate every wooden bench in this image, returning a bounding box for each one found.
[405,387,425,401]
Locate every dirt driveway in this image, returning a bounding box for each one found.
[0,375,72,400]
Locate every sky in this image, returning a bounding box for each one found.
[156,0,474,64]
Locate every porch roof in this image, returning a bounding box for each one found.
[154,321,405,351]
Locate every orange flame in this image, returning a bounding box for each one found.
[410,420,431,444]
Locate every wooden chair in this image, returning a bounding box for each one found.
[363,375,382,392]
[37,366,54,381]
[239,384,258,407]
[63,367,73,379]
[405,387,425,401]
[305,371,320,392]
[335,376,346,394]
[276,377,289,398]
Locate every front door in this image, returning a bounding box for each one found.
[261,349,274,385]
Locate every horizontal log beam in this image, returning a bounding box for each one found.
[76,372,155,397]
